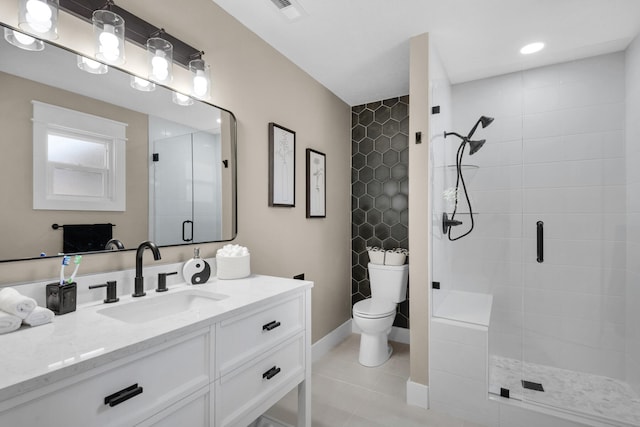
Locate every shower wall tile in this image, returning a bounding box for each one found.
[351,96,409,328]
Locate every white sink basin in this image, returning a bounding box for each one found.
[97,289,228,324]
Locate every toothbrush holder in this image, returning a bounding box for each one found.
[46,282,77,315]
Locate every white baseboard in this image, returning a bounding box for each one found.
[351,321,410,345]
[312,319,353,363]
[406,379,429,409]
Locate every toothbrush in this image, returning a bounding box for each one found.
[60,256,70,285]
[67,255,82,284]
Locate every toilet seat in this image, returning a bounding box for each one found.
[353,299,396,319]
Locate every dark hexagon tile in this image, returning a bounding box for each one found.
[351,250,358,266]
[359,166,374,183]
[382,119,400,137]
[359,138,374,155]
[400,209,408,225]
[400,116,409,134]
[383,181,399,197]
[383,209,399,225]
[367,208,382,225]
[352,152,365,170]
[366,101,382,110]
[374,165,390,181]
[391,133,408,151]
[352,235,366,252]
[374,136,391,153]
[352,140,358,155]
[375,223,390,240]
[391,102,408,121]
[391,163,408,180]
[400,179,408,195]
[358,282,371,299]
[400,147,409,164]
[366,180,382,198]
[352,124,365,142]
[359,109,374,127]
[352,112,358,127]
[358,251,370,266]
[393,315,408,329]
[400,95,409,104]
[367,151,382,168]
[352,292,366,306]
[351,168,358,183]
[353,263,367,281]
[351,196,358,211]
[383,150,399,167]
[359,223,373,239]
[374,195,391,211]
[352,279,358,294]
[352,209,365,227]
[367,237,382,249]
[374,105,391,124]
[352,181,365,197]
[392,193,408,211]
[383,237,400,249]
[383,97,399,107]
[353,104,365,114]
[359,194,373,211]
[391,223,408,241]
[367,122,383,140]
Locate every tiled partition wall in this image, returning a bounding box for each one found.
[446,52,627,378]
[626,34,640,393]
[351,96,409,328]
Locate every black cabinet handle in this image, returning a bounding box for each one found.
[262,366,281,380]
[537,221,544,263]
[104,383,143,407]
[262,320,281,331]
[182,220,193,242]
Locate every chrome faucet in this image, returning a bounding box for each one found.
[133,241,162,297]
[105,238,125,250]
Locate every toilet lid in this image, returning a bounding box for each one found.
[353,299,396,319]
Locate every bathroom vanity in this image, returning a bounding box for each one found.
[0,275,312,427]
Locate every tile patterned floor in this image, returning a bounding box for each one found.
[263,334,486,427]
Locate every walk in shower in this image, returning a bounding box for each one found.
[430,34,640,426]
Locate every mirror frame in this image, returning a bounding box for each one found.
[0,21,238,263]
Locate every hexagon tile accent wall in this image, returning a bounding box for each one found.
[351,96,409,329]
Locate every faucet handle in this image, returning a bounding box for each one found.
[89,280,119,303]
[156,271,178,292]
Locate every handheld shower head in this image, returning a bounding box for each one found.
[468,139,486,155]
[467,115,495,139]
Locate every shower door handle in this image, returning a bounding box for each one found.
[536,221,544,263]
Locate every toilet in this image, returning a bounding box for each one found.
[352,263,409,367]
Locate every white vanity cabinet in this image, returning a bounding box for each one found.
[0,279,312,427]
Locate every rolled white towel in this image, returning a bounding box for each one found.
[23,306,55,327]
[0,287,37,319]
[0,310,22,334]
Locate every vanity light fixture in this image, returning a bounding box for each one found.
[189,54,211,100]
[130,75,156,92]
[520,42,545,55]
[18,0,59,39]
[77,55,108,74]
[3,28,44,51]
[172,91,194,106]
[147,34,173,83]
[92,8,125,65]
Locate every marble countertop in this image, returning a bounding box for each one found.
[0,274,312,403]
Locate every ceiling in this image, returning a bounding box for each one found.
[211,0,640,106]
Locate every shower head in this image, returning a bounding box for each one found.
[468,139,486,155]
[467,115,495,139]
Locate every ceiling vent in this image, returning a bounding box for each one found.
[269,0,306,21]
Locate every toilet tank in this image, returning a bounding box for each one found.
[368,263,409,303]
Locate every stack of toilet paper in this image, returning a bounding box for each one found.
[0,287,54,334]
[366,247,408,266]
[216,244,251,280]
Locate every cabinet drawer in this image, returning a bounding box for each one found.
[216,294,303,376]
[136,385,211,427]
[216,333,305,427]
[0,329,210,427]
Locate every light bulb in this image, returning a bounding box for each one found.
[193,71,208,97]
[13,30,36,45]
[25,0,53,33]
[100,45,120,62]
[172,92,193,106]
[151,53,169,80]
[134,77,150,88]
[99,25,119,49]
[82,57,101,70]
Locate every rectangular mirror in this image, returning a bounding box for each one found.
[0,22,237,262]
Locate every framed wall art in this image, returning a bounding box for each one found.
[306,148,326,218]
[268,122,296,207]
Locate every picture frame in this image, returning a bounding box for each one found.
[268,122,296,207]
[306,148,326,218]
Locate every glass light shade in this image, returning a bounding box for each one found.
[130,75,156,92]
[147,37,173,83]
[18,0,58,40]
[4,28,44,51]
[92,10,125,65]
[189,58,211,100]
[77,55,108,74]
[172,91,194,106]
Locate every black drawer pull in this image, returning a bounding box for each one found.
[104,383,144,407]
[262,320,281,331]
[262,366,281,380]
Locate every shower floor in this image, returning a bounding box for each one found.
[489,355,640,426]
